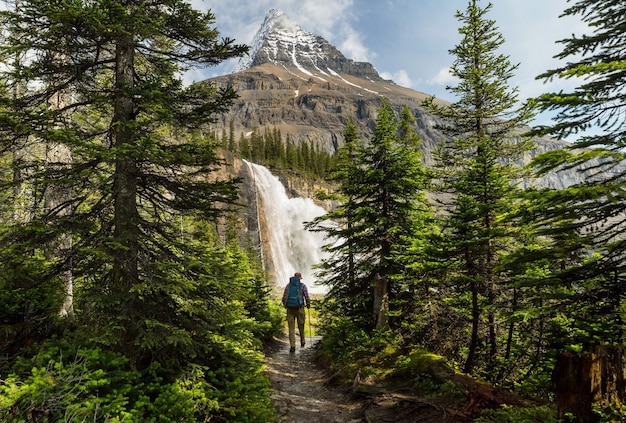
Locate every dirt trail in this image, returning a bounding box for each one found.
[264,335,363,422]
[264,334,469,423]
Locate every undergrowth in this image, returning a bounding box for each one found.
[317,317,563,422]
[317,318,463,400]
[475,404,560,423]
[0,336,277,422]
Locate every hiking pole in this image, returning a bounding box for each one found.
[307,303,312,346]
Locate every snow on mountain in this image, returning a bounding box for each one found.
[233,9,283,72]
[233,9,380,80]
[234,9,328,72]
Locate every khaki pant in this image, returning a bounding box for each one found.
[286,307,306,347]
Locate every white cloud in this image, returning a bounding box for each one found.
[204,0,356,44]
[339,28,372,62]
[191,0,592,110]
[275,0,372,64]
[295,0,355,37]
[196,0,373,63]
[380,69,413,88]
[429,67,458,86]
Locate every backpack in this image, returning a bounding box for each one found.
[285,276,304,308]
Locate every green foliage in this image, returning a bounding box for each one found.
[0,0,282,415]
[398,348,450,375]
[0,243,63,322]
[68,217,263,374]
[309,101,434,330]
[522,0,626,351]
[318,317,413,382]
[318,316,466,401]
[422,0,536,377]
[266,299,287,337]
[475,404,560,423]
[593,402,626,423]
[220,124,337,181]
[532,0,626,145]
[0,0,248,369]
[395,349,466,399]
[0,340,276,422]
[0,345,139,422]
[316,318,373,381]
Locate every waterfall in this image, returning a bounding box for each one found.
[245,160,328,294]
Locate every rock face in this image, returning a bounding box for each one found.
[210,9,581,189]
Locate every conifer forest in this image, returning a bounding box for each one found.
[0,0,625,421]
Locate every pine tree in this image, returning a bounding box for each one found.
[228,119,236,151]
[239,132,251,159]
[0,0,247,367]
[525,0,626,348]
[285,137,297,169]
[309,100,433,329]
[250,127,264,161]
[423,0,534,374]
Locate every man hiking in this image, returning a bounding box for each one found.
[282,272,310,353]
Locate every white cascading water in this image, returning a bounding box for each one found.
[245,160,328,294]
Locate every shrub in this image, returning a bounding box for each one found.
[0,340,276,422]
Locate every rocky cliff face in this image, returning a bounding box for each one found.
[211,8,582,189]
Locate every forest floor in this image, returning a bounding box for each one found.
[264,334,473,422]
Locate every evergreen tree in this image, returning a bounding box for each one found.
[239,132,251,159]
[423,0,534,375]
[228,119,236,151]
[250,127,264,161]
[263,127,274,163]
[525,0,626,348]
[275,128,286,164]
[285,137,297,169]
[310,100,433,330]
[0,0,247,368]
[297,141,307,171]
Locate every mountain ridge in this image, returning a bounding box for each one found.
[211,9,575,189]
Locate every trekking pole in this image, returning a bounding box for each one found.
[307,303,312,345]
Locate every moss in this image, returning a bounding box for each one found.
[403,348,451,374]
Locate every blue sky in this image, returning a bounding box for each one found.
[190,0,588,129]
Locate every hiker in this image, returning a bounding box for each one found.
[282,272,310,353]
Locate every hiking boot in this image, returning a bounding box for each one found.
[301,341,305,348]
[289,347,296,353]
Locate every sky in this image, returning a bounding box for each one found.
[189,0,589,129]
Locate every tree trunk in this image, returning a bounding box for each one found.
[45,140,73,317]
[553,345,626,422]
[46,78,74,318]
[465,278,479,373]
[373,273,388,330]
[488,295,496,359]
[112,32,140,339]
[504,287,518,361]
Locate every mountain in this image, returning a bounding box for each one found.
[233,9,379,80]
[209,9,574,188]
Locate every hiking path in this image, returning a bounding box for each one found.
[264,334,470,423]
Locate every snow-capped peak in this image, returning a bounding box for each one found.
[234,9,285,72]
[234,9,334,72]
[233,9,381,81]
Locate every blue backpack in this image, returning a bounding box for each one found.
[285,276,304,308]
